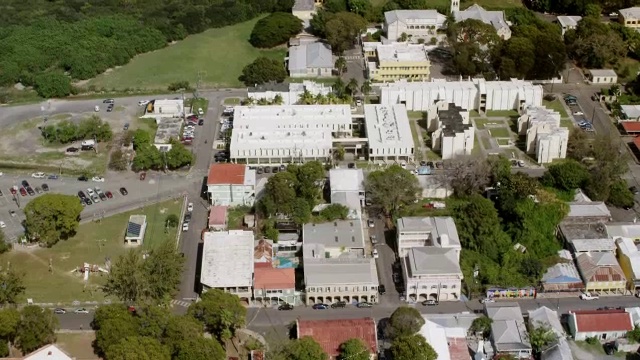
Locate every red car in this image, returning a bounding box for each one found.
[9,187,17,195]
[139,172,146,181]
[19,187,27,196]
[105,191,113,199]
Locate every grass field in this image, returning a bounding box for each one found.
[88,17,286,90]
[56,333,98,359]
[474,119,506,129]
[543,99,569,118]
[0,199,182,304]
[486,110,519,117]
[489,127,511,138]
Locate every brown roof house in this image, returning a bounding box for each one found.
[568,309,633,341]
[253,263,296,306]
[576,252,626,295]
[296,318,378,360]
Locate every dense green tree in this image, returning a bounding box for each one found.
[188,289,246,341]
[132,130,152,150]
[92,304,133,330]
[24,194,83,246]
[0,229,10,254]
[95,317,141,356]
[291,198,312,225]
[163,315,204,352]
[285,336,328,360]
[347,0,371,16]
[239,57,287,86]
[33,71,72,98]
[469,316,492,338]
[78,115,113,142]
[132,145,163,171]
[166,141,194,169]
[566,17,627,68]
[16,306,58,354]
[325,12,367,54]
[528,324,557,353]
[335,57,347,75]
[105,336,171,360]
[386,306,425,339]
[143,241,184,302]
[319,204,350,221]
[365,165,420,216]
[289,161,325,202]
[390,334,437,360]
[262,171,299,216]
[339,338,370,360]
[324,0,349,13]
[608,179,635,208]
[0,308,19,357]
[544,160,589,191]
[448,19,500,77]
[0,269,25,305]
[109,149,129,171]
[174,337,225,360]
[249,13,303,48]
[103,250,147,303]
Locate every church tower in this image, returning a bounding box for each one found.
[451,0,460,14]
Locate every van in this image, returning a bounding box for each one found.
[81,140,95,147]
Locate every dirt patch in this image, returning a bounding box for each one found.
[56,332,99,359]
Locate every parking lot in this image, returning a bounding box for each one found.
[563,94,596,133]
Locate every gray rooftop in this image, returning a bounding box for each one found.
[559,222,608,241]
[397,216,461,247]
[485,303,531,352]
[288,42,333,72]
[438,103,472,137]
[557,15,581,27]
[589,69,618,78]
[528,306,564,338]
[303,220,365,248]
[542,262,582,284]
[384,9,446,25]
[304,258,379,286]
[331,192,362,214]
[454,4,509,32]
[486,303,524,322]
[154,118,183,146]
[541,339,573,360]
[406,247,461,276]
[293,0,315,11]
[330,168,364,193]
[567,201,611,218]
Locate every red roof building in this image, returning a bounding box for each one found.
[622,122,640,134]
[206,164,256,206]
[568,310,633,341]
[253,265,296,305]
[296,318,378,359]
[208,206,228,230]
[207,163,247,185]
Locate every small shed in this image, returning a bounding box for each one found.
[208,206,228,231]
[125,215,147,245]
[587,69,618,84]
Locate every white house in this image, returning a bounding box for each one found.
[384,10,447,43]
[303,257,380,305]
[201,230,255,301]
[329,168,365,213]
[229,105,353,164]
[396,216,462,257]
[288,42,334,78]
[517,106,568,164]
[428,102,474,159]
[206,163,256,206]
[453,4,511,40]
[23,344,74,360]
[141,99,184,119]
[378,78,543,112]
[364,104,414,162]
[557,15,582,36]
[247,81,332,105]
[403,246,463,302]
[587,69,618,84]
[568,310,633,341]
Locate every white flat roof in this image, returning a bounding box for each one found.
[233,105,352,129]
[380,79,478,92]
[231,128,332,151]
[201,230,254,288]
[620,7,640,19]
[364,104,413,149]
[376,43,429,62]
[607,223,640,239]
[330,168,364,192]
[557,15,582,27]
[304,258,378,286]
[419,320,452,360]
[621,105,640,119]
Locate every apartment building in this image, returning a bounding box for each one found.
[428,102,474,159]
[366,42,431,81]
[517,106,568,164]
[304,258,380,305]
[364,104,414,162]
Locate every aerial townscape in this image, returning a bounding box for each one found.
[6,0,640,360]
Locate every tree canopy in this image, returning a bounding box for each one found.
[285,336,328,360]
[390,334,438,360]
[24,194,83,246]
[105,336,171,360]
[0,269,25,306]
[187,289,246,341]
[16,306,59,354]
[338,338,370,360]
[386,306,425,339]
[42,115,112,144]
[365,165,420,216]
[250,13,303,48]
[240,57,288,86]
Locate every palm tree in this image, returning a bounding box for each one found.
[298,89,314,105]
[273,94,284,105]
[335,56,347,76]
[346,78,359,96]
[361,81,372,102]
[257,98,269,105]
[327,93,338,104]
[333,78,346,99]
[243,97,256,106]
[315,93,327,104]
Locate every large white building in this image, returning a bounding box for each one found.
[230,105,353,164]
[517,106,568,164]
[379,78,543,113]
[384,10,447,43]
[397,217,463,302]
[247,81,332,105]
[201,230,255,301]
[428,102,474,159]
[453,4,511,40]
[363,104,414,162]
[303,258,380,305]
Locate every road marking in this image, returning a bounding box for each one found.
[170,299,191,308]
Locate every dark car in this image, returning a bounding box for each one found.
[272,166,279,173]
[42,184,49,192]
[184,214,192,223]
[21,180,29,188]
[119,187,128,196]
[331,301,347,309]
[78,191,86,199]
[78,175,88,181]
[256,167,264,174]
[139,172,146,181]
[312,304,329,310]
[631,186,639,195]
[198,119,204,126]
[106,105,114,112]
[356,302,373,308]
[419,161,427,166]
[123,123,130,130]
[348,163,356,169]
[379,284,386,295]
[103,99,115,104]
[26,187,35,196]
[264,166,271,173]
[66,147,79,153]
[19,187,27,196]
[35,187,42,194]
[105,191,113,199]
[84,198,92,205]
[98,192,107,201]
[278,303,294,311]
[48,174,59,180]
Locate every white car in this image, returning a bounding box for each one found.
[370,235,377,244]
[367,219,375,228]
[372,249,379,259]
[86,188,95,196]
[400,162,407,169]
[138,100,150,106]
[187,203,194,212]
[74,308,89,314]
[197,107,204,115]
[0,221,5,229]
[92,176,105,182]
[573,111,584,116]
[31,172,46,178]
[480,298,495,304]
[182,222,189,232]
[580,292,599,300]
[94,105,100,112]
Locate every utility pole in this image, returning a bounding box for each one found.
[196,71,207,98]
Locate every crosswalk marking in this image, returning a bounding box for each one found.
[171,299,192,307]
[344,56,361,61]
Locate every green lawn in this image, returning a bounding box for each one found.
[560,118,574,128]
[489,127,511,138]
[224,98,242,105]
[409,120,424,160]
[486,110,519,117]
[0,199,182,304]
[187,98,210,115]
[543,99,569,118]
[407,111,425,120]
[228,206,252,230]
[474,119,506,129]
[88,17,286,90]
[56,333,98,360]
[496,138,510,146]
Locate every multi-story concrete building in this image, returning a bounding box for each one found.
[557,15,581,36]
[363,104,414,162]
[378,78,543,113]
[303,258,380,305]
[302,220,366,259]
[329,168,365,215]
[366,42,431,81]
[517,106,568,164]
[396,216,462,257]
[229,105,353,164]
[619,7,640,29]
[201,230,255,302]
[428,102,474,159]
[247,81,332,105]
[453,4,511,40]
[206,164,256,206]
[383,10,447,43]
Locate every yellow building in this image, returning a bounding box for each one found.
[366,42,431,82]
[619,7,640,29]
[576,252,626,294]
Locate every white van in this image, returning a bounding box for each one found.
[81,140,96,147]
[94,105,99,112]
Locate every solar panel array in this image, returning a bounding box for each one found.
[127,222,142,237]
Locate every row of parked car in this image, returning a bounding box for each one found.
[564,94,595,132]
[77,187,127,206]
[9,179,51,198]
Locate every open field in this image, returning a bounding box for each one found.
[56,333,98,359]
[489,127,511,138]
[0,199,181,304]
[486,110,519,117]
[474,119,506,129]
[88,18,286,90]
[543,99,569,118]
[368,0,522,9]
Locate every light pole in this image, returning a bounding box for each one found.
[547,54,558,95]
